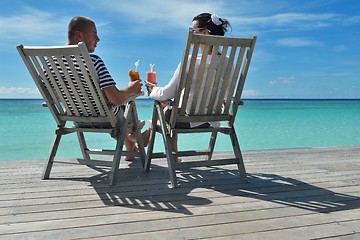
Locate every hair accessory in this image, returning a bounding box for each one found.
[211,13,222,26]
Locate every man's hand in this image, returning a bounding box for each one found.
[103,80,143,106]
[128,80,143,95]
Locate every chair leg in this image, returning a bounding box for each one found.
[207,132,218,160]
[163,133,178,188]
[109,104,132,186]
[229,127,247,181]
[145,103,158,172]
[77,131,90,160]
[42,129,62,180]
[130,102,146,167]
[156,103,178,188]
[109,133,126,186]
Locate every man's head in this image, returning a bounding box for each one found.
[67,16,100,53]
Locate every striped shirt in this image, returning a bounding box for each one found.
[90,54,116,89]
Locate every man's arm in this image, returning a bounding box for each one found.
[103,80,142,106]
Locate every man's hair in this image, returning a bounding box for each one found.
[68,16,93,40]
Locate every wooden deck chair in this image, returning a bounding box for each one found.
[145,31,256,188]
[17,42,146,186]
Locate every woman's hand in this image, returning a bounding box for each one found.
[145,80,157,94]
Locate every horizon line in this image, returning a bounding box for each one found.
[1,98,360,101]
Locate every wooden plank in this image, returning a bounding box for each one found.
[1,206,359,239]
[0,146,359,239]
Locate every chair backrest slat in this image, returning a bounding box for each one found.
[51,55,83,116]
[198,45,219,114]
[188,44,210,114]
[170,32,256,127]
[179,44,200,116]
[30,55,66,116]
[207,46,229,115]
[223,46,246,113]
[231,42,256,118]
[16,43,117,127]
[75,53,108,117]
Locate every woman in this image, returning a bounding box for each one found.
[145,13,231,162]
[146,13,230,101]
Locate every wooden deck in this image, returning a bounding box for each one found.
[0,146,359,239]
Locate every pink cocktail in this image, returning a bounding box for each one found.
[146,71,156,84]
[146,64,156,84]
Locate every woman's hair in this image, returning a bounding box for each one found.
[192,13,231,36]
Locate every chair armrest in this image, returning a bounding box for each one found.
[166,99,174,106]
[153,99,174,109]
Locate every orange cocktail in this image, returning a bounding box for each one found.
[128,69,140,81]
[128,60,140,81]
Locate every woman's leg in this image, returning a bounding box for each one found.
[124,137,137,161]
[126,126,151,148]
[170,133,181,163]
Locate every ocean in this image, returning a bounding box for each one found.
[0,98,359,161]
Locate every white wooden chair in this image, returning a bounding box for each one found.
[17,42,145,185]
[145,31,256,188]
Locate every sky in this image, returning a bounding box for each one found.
[0,0,359,99]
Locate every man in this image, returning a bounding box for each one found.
[67,16,142,105]
[67,16,147,160]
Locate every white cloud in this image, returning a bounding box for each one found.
[233,13,337,31]
[0,86,40,98]
[243,89,260,97]
[0,6,68,44]
[343,16,360,25]
[279,76,296,85]
[83,2,343,36]
[272,13,335,26]
[334,45,347,52]
[80,0,226,31]
[269,76,296,86]
[277,37,322,47]
[269,80,277,86]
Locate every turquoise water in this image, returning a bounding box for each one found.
[0,99,359,160]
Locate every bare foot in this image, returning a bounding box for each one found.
[124,145,139,161]
[127,132,137,143]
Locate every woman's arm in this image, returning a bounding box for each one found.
[148,62,181,101]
